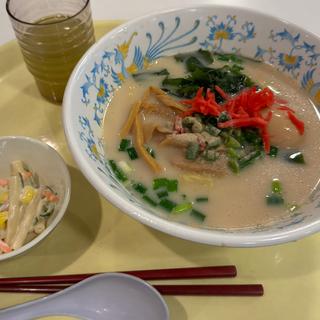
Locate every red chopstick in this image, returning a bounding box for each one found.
[0,284,264,296]
[0,266,237,285]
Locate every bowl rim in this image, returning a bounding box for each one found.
[63,4,320,247]
[0,136,71,261]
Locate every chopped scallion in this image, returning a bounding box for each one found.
[266,193,284,205]
[196,197,208,203]
[205,124,221,136]
[217,112,230,123]
[153,178,168,190]
[167,180,178,192]
[228,159,240,174]
[269,145,278,157]
[118,161,133,174]
[238,150,261,169]
[203,150,217,161]
[190,209,206,222]
[153,178,178,192]
[225,136,241,149]
[172,202,193,214]
[186,142,200,160]
[119,139,131,151]
[287,151,305,164]
[142,195,157,207]
[157,190,169,198]
[145,146,156,158]
[108,160,128,182]
[227,148,239,159]
[159,198,177,212]
[132,182,147,194]
[271,179,282,194]
[127,147,139,160]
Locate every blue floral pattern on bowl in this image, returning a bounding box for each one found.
[64,6,320,246]
[254,29,320,100]
[200,15,255,51]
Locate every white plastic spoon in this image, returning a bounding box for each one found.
[0,273,170,320]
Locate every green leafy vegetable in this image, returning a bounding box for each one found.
[174,49,213,64]
[241,128,262,146]
[198,49,214,64]
[132,69,169,81]
[215,53,243,64]
[162,50,254,100]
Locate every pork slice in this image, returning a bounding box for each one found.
[142,110,174,142]
[160,133,199,147]
[171,155,228,177]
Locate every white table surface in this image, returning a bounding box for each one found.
[1,0,320,45]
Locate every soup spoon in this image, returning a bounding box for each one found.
[0,273,170,320]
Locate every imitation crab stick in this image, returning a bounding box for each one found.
[0,179,8,187]
[0,239,11,253]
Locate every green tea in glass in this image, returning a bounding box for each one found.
[6,0,95,103]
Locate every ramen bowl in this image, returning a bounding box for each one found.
[0,136,71,261]
[63,5,320,247]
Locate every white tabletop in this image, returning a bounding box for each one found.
[1,0,320,45]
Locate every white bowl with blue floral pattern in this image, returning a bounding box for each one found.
[63,5,320,247]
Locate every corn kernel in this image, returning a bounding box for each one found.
[0,192,8,205]
[0,211,8,230]
[20,186,36,205]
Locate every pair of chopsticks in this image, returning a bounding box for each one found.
[0,265,264,296]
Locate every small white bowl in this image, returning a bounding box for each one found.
[63,5,320,247]
[0,136,71,261]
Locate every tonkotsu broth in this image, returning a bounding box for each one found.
[103,55,320,229]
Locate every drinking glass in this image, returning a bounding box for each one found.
[6,0,95,103]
